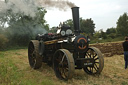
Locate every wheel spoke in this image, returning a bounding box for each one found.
[60,54,66,64]
[94,64,99,70]
[86,53,89,58]
[63,68,69,78]
[95,62,99,64]
[93,54,97,58]
[86,52,91,58]
[88,67,91,72]
[94,65,98,71]
[94,57,99,60]
[91,67,93,73]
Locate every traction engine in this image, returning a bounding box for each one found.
[28,7,104,80]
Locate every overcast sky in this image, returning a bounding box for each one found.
[45,0,128,31]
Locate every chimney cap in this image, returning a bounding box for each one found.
[71,7,79,9]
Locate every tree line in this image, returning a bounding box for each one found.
[62,13,128,43]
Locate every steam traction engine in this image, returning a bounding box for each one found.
[28,7,104,80]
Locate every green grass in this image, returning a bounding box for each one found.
[41,79,55,85]
[0,48,128,85]
[0,49,57,85]
[121,81,128,85]
[0,52,23,84]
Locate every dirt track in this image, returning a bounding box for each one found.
[90,41,123,57]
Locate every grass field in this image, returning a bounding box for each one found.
[0,49,128,85]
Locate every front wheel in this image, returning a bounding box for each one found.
[83,47,104,74]
[53,49,75,80]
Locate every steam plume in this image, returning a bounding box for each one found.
[37,0,76,11]
[0,0,38,17]
[0,0,76,17]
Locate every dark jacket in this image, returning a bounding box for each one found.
[123,41,128,51]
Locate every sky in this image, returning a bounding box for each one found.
[44,0,128,31]
[0,0,128,31]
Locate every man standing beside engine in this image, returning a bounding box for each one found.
[122,37,128,69]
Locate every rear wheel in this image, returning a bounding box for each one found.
[28,40,42,69]
[83,47,104,74]
[53,49,75,80]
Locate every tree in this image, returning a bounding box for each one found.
[116,13,128,36]
[101,30,107,39]
[80,18,95,35]
[106,27,117,39]
[106,27,116,34]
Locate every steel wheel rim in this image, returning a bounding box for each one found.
[28,42,36,68]
[54,51,69,80]
[53,49,75,80]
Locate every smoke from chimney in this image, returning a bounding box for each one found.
[0,0,38,17]
[0,0,76,42]
[37,0,76,11]
[0,0,76,17]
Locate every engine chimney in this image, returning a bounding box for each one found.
[71,7,80,35]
